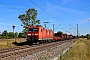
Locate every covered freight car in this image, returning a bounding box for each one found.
[67,35,73,39]
[54,33,63,41]
[62,34,67,40]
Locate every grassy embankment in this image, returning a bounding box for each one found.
[0,38,26,49]
[59,38,90,60]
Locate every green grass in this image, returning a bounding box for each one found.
[60,53,63,60]
[59,38,90,60]
[41,57,46,60]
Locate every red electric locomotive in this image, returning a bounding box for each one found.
[27,25,54,43]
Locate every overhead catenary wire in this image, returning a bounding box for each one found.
[29,0,76,30]
[40,0,76,29]
[0,1,24,12]
[40,0,77,35]
[54,24,61,30]
[29,0,69,27]
[40,0,62,30]
[0,0,76,30]
[34,0,76,35]
[69,24,76,29]
[0,0,77,35]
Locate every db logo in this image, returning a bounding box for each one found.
[32,34,34,35]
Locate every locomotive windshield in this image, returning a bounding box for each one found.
[28,28,38,32]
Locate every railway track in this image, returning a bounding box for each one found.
[0,39,76,60]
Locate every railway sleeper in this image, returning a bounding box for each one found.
[0,54,10,58]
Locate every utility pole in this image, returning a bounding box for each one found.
[53,24,54,33]
[44,24,46,28]
[6,31,8,46]
[66,31,67,34]
[77,24,78,38]
[44,22,49,28]
[12,21,16,42]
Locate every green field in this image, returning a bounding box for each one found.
[59,38,90,60]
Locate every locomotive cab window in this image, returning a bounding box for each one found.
[28,28,38,32]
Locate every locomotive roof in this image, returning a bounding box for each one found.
[28,25,53,31]
[28,25,42,27]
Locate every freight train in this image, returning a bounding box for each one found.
[54,33,77,41]
[27,25,76,43]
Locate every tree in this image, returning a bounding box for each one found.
[18,32,26,38]
[18,8,40,36]
[80,35,84,38]
[2,30,8,39]
[2,30,8,36]
[15,32,18,38]
[57,31,63,35]
[54,31,63,36]
[0,33,2,39]
[86,34,89,37]
[86,34,90,39]
[8,32,14,39]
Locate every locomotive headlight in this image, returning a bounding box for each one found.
[28,34,31,35]
[35,34,38,35]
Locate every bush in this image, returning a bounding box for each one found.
[87,36,90,39]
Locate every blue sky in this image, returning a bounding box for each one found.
[0,0,90,35]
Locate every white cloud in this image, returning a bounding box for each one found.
[0,4,25,8]
[0,22,12,26]
[36,7,42,11]
[13,6,25,8]
[0,5,7,6]
[4,10,18,12]
[46,2,87,15]
[61,0,71,5]
[46,2,59,10]
[0,22,22,32]
[0,22,21,27]
[59,7,86,15]
[77,18,89,25]
[87,18,90,21]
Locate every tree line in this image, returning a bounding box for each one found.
[0,30,26,39]
[79,34,90,39]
